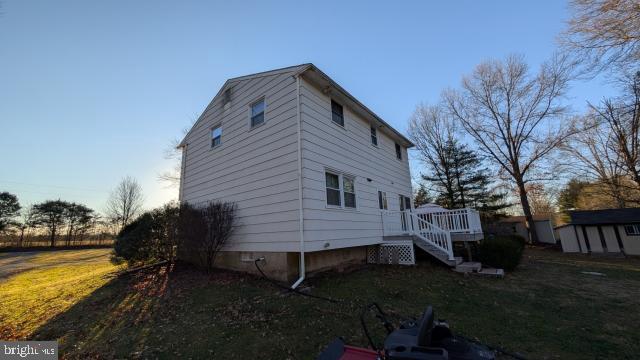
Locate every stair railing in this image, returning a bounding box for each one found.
[382,210,454,261]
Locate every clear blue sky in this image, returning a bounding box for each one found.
[0,0,615,212]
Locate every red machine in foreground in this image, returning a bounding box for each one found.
[317,304,504,360]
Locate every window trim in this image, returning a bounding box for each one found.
[378,190,388,210]
[370,126,378,146]
[624,224,640,236]
[210,124,223,149]
[330,99,345,127]
[395,142,403,160]
[325,169,357,210]
[248,97,266,129]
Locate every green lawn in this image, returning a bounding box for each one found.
[1,248,639,359]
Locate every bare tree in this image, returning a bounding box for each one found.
[562,113,631,206]
[106,176,144,232]
[409,104,458,207]
[443,54,574,243]
[592,72,640,186]
[561,0,640,75]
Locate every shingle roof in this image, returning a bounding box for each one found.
[568,208,640,225]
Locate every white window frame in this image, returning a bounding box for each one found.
[330,99,345,127]
[248,97,266,129]
[378,190,388,210]
[325,169,357,210]
[210,124,222,149]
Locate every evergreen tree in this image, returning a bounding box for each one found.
[422,139,508,212]
[413,183,432,208]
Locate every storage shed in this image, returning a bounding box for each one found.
[556,209,640,255]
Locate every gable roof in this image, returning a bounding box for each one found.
[568,208,640,225]
[178,63,413,148]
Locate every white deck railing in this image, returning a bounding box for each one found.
[381,210,454,260]
[416,208,482,234]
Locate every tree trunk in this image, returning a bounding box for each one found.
[18,229,24,248]
[516,179,539,244]
[50,225,56,247]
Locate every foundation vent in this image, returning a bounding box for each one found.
[367,241,415,265]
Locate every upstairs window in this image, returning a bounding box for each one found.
[331,100,344,127]
[211,126,222,148]
[325,171,357,209]
[371,126,378,146]
[250,98,265,128]
[395,143,402,160]
[378,190,388,210]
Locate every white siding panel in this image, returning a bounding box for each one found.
[299,77,412,250]
[558,226,580,252]
[585,226,603,252]
[601,226,621,252]
[181,71,301,252]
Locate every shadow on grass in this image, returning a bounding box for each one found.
[26,249,640,360]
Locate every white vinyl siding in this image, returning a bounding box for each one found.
[299,77,412,252]
[180,69,301,252]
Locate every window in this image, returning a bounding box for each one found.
[222,88,232,107]
[343,177,356,208]
[325,171,357,209]
[211,126,222,148]
[250,98,265,128]
[325,172,341,206]
[331,99,344,126]
[395,143,402,160]
[371,126,378,146]
[624,224,640,236]
[378,191,388,210]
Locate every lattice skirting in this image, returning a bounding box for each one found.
[367,241,415,265]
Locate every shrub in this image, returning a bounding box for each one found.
[179,201,236,272]
[478,235,524,271]
[113,212,154,263]
[113,202,181,264]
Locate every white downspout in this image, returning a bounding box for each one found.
[291,74,305,289]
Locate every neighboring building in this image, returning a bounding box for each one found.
[556,209,640,255]
[178,64,483,283]
[487,215,556,244]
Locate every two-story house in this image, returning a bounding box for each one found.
[178,64,481,284]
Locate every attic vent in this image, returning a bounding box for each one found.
[222,88,232,107]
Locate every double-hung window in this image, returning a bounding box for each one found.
[378,191,388,210]
[211,125,222,148]
[325,171,356,209]
[331,100,344,126]
[250,98,265,128]
[371,126,378,146]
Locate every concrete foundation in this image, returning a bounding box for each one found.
[180,246,368,282]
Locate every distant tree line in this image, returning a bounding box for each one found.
[0,177,145,248]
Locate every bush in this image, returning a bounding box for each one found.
[478,235,525,271]
[113,200,236,270]
[113,213,154,263]
[113,202,181,264]
[179,201,236,272]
